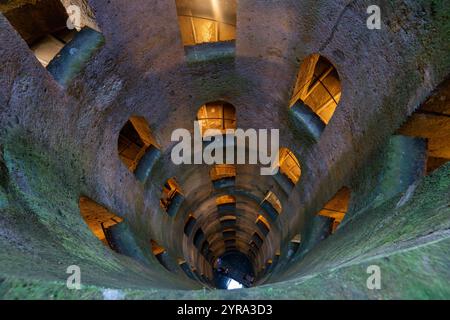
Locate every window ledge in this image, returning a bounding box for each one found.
[185,40,235,64]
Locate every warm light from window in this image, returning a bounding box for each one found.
[118,116,158,172]
[216,194,236,205]
[279,148,301,184]
[176,0,237,46]
[151,240,166,256]
[210,164,236,181]
[79,197,123,246]
[263,191,282,214]
[291,54,341,124]
[317,187,351,233]
[160,178,182,211]
[220,215,237,222]
[256,215,270,229]
[197,101,236,137]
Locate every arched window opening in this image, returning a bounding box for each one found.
[249,241,259,252]
[193,228,206,249]
[251,232,263,247]
[255,215,270,236]
[175,0,236,46]
[1,1,103,84]
[150,240,166,256]
[118,116,159,173]
[1,0,75,66]
[210,164,236,180]
[317,187,351,233]
[160,178,184,216]
[265,259,273,272]
[273,252,280,266]
[222,229,236,239]
[178,259,196,280]
[291,54,341,124]
[150,239,166,256]
[287,234,301,259]
[151,240,174,272]
[216,194,236,205]
[216,194,236,215]
[184,214,197,237]
[210,164,236,188]
[278,148,301,185]
[200,240,211,257]
[261,191,282,220]
[78,197,123,249]
[397,78,450,174]
[220,215,237,228]
[197,101,236,137]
